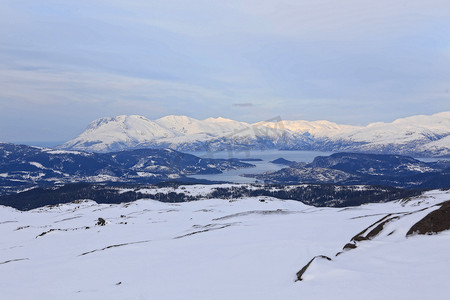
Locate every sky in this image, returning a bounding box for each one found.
[1,0,450,143]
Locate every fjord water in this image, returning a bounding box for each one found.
[187,150,444,183]
[188,150,333,183]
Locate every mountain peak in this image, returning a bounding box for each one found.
[156,115,197,123]
[87,115,151,130]
[61,115,177,152]
[204,117,235,123]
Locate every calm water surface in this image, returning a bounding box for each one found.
[187,150,333,183]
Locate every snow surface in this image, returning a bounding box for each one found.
[29,162,45,169]
[44,149,91,156]
[1,189,450,299]
[261,119,361,137]
[61,115,179,152]
[418,135,450,156]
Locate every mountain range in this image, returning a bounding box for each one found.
[0,143,252,196]
[60,112,450,157]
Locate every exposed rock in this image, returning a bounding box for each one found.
[343,243,357,250]
[407,200,450,236]
[296,255,332,281]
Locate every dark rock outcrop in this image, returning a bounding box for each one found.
[296,255,332,281]
[407,200,450,236]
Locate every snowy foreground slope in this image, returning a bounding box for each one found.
[1,190,450,299]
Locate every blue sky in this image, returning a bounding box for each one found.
[1,0,450,143]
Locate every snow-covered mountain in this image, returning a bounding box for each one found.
[60,112,450,157]
[61,115,296,152]
[1,188,449,299]
[61,115,178,152]
[332,111,450,156]
[261,119,361,137]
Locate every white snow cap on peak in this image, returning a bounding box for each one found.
[204,117,235,122]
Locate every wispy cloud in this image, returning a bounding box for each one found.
[233,103,254,107]
[0,67,228,105]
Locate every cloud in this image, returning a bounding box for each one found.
[0,67,229,106]
[100,0,450,40]
[233,103,254,107]
[1,0,450,142]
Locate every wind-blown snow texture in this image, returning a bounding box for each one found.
[1,189,449,299]
[61,112,450,157]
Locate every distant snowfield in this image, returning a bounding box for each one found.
[1,190,450,299]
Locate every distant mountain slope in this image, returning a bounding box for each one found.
[330,111,450,156]
[61,115,300,152]
[0,142,253,195]
[261,119,361,137]
[60,115,178,152]
[245,152,450,189]
[310,153,435,176]
[60,112,450,157]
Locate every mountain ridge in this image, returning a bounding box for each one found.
[60,112,450,157]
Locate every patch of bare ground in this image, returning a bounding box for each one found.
[0,220,18,224]
[0,258,29,265]
[212,209,297,221]
[174,223,239,239]
[36,226,90,238]
[54,216,82,223]
[79,240,152,256]
[15,225,30,231]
